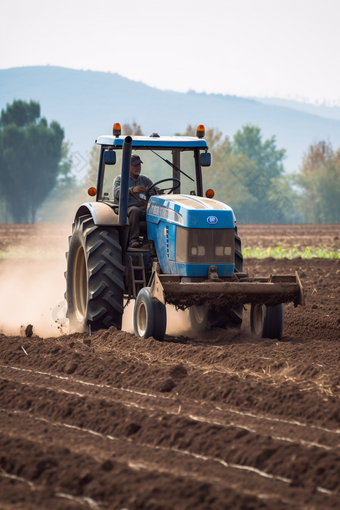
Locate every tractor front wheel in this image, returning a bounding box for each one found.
[250,303,284,340]
[133,287,167,340]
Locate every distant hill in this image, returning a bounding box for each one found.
[253,97,340,122]
[1,66,340,173]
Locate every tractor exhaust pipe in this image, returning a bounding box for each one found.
[119,135,133,225]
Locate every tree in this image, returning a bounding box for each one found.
[231,125,286,180]
[122,122,143,136]
[296,141,340,223]
[83,143,100,190]
[181,124,295,223]
[0,100,70,223]
[55,141,77,195]
[36,140,91,223]
[0,100,40,129]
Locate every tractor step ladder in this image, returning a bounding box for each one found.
[130,253,146,298]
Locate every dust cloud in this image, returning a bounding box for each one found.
[0,223,70,338]
[0,223,193,338]
[165,306,192,337]
[0,250,192,339]
[0,259,68,338]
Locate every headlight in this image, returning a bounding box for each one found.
[215,246,231,256]
[191,246,206,256]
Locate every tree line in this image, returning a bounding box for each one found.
[0,99,339,224]
[195,125,340,224]
[0,100,75,223]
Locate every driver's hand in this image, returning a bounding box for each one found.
[133,185,146,193]
[148,186,160,196]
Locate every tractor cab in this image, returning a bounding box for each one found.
[96,130,210,204]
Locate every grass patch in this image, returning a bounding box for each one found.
[243,245,340,259]
[1,244,339,261]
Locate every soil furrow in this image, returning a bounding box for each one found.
[2,332,340,400]
[0,409,335,510]
[0,427,300,510]
[0,476,87,510]
[1,367,340,451]
[2,322,340,428]
[2,348,340,433]
[1,377,340,495]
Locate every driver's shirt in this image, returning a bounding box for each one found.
[113,174,153,207]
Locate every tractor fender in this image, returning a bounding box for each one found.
[75,202,123,226]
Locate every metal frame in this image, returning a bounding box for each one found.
[96,144,206,202]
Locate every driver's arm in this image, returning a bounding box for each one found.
[113,175,121,203]
[132,185,146,193]
[145,176,153,188]
[141,175,153,191]
[114,176,146,204]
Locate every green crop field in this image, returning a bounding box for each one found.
[1,244,339,260]
[243,245,340,259]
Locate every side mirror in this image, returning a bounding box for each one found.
[201,152,211,167]
[104,150,116,165]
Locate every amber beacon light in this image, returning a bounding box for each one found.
[206,189,215,199]
[196,124,205,138]
[88,187,97,197]
[113,123,121,137]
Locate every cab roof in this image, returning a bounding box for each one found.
[96,135,208,149]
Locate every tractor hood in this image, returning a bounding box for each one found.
[146,195,235,229]
[146,195,236,277]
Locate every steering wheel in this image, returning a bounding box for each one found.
[146,178,180,196]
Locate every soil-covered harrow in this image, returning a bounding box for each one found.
[150,270,305,310]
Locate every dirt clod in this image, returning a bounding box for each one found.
[158,378,176,392]
[64,362,78,374]
[25,324,33,337]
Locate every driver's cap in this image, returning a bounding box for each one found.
[131,155,143,166]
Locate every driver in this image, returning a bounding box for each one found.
[113,154,153,249]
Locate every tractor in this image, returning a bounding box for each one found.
[65,124,304,340]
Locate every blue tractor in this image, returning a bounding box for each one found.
[65,124,304,340]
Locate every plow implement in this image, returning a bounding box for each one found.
[150,269,305,310]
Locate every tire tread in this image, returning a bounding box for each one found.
[66,215,124,332]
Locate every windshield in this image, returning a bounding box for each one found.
[99,147,199,201]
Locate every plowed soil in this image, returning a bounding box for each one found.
[1,223,340,509]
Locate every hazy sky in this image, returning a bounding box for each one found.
[1,0,339,104]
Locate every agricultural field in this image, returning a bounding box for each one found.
[0,223,340,509]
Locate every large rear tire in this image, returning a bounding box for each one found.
[189,304,243,332]
[234,226,243,273]
[250,303,284,340]
[65,215,124,333]
[133,287,166,341]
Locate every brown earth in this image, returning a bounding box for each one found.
[0,223,340,509]
[239,223,340,252]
